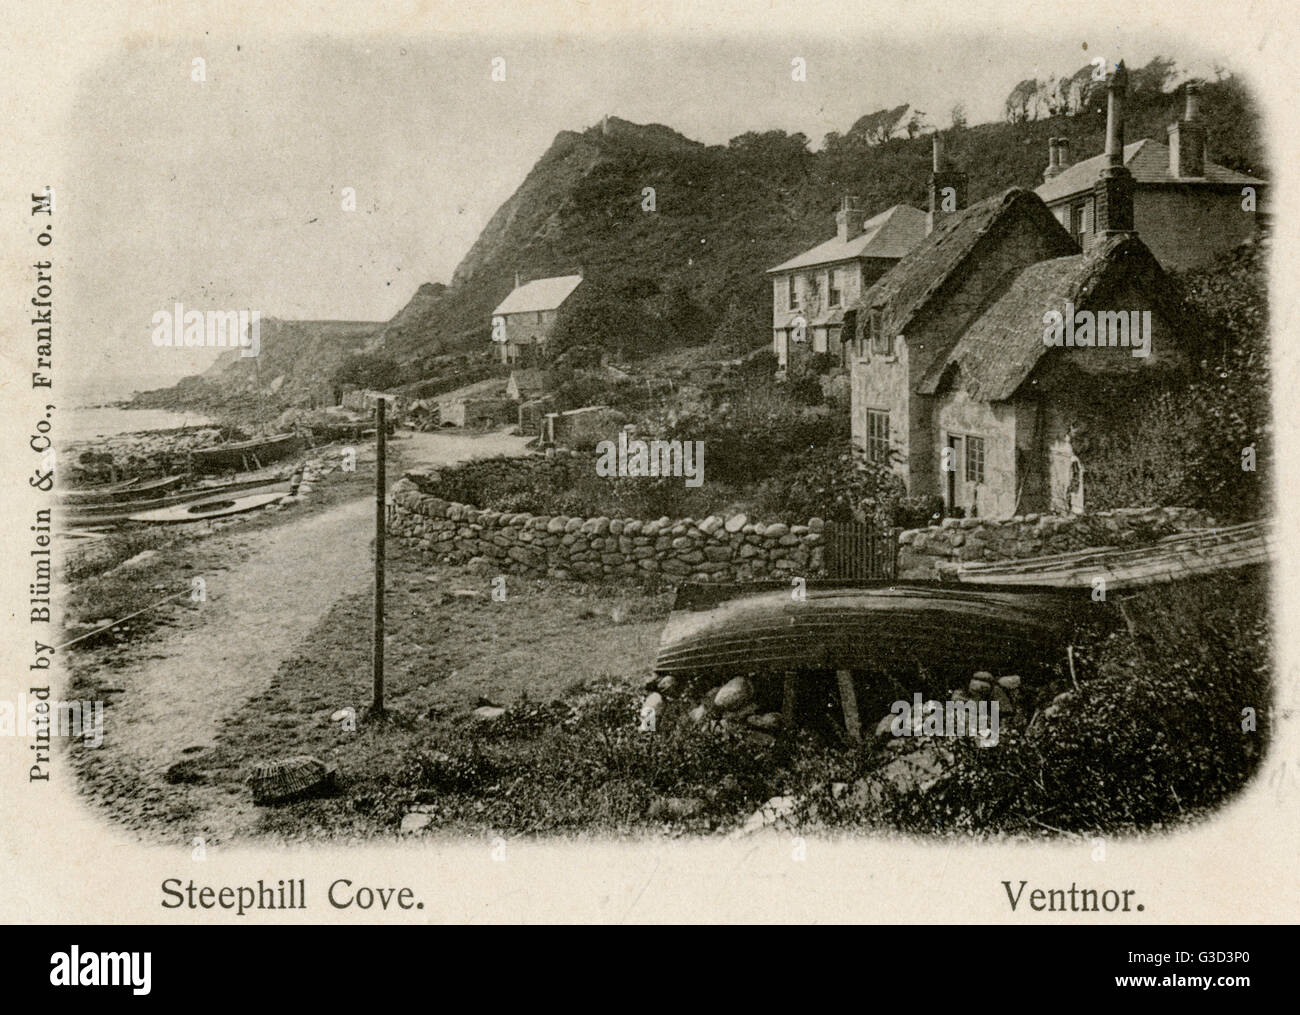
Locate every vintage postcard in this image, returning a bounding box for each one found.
[1,0,1296,940]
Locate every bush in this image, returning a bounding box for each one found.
[865,570,1271,835]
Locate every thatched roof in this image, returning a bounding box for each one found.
[916,234,1204,401]
[854,188,1077,344]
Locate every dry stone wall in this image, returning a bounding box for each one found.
[387,453,826,583]
[388,454,1216,584]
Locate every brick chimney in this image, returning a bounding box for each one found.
[1056,137,1071,170]
[928,134,968,234]
[1043,138,1060,181]
[1093,62,1135,236]
[836,195,864,243]
[1167,81,1207,178]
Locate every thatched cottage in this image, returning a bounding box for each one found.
[850,66,1209,519]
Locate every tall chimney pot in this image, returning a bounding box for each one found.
[927,136,967,234]
[1094,62,1135,236]
[1043,138,1061,181]
[1168,79,1207,178]
[836,195,864,243]
[1056,137,1071,168]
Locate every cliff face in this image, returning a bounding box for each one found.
[135,73,1264,407]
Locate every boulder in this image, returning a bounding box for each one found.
[714,676,754,711]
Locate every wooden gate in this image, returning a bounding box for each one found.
[824,521,898,580]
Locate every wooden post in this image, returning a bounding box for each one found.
[372,398,386,715]
[836,669,862,744]
[781,671,797,729]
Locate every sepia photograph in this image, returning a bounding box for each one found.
[1,0,1296,949]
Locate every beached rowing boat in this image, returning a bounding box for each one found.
[952,521,1271,589]
[60,474,184,505]
[62,472,292,526]
[188,432,300,472]
[653,581,1080,678]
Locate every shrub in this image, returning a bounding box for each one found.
[868,570,1271,835]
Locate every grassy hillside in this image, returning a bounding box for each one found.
[135,60,1265,406]
[380,64,1264,365]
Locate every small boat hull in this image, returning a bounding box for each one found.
[60,474,184,505]
[189,433,300,472]
[654,581,1081,678]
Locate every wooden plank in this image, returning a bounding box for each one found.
[836,668,862,744]
[781,671,797,729]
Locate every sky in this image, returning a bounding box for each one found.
[59,22,1232,399]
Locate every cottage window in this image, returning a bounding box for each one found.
[829,270,842,308]
[1070,201,1089,245]
[536,311,544,324]
[965,436,985,485]
[867,410,890,464]
[788,275,799,310]
[869,311,893,356]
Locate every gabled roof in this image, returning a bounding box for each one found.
[854,188,1078,339]
[1035,138,1265,204]
[916,234,1202,401]
[492,275,584,316]
[766,204,927,273]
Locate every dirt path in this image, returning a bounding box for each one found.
[73,429,530,841]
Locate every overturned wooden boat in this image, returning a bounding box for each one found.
[952,521,1271,590]
[654,581,1081,679]
[188,432,300,472]
[61,471,292,527]
[60,474,184,505]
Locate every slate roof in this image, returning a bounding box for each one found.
[916,234,1203,401]
[766,204,928,273]
[1035,138,1265,204]
[492,275,584,316]
[854,188,1078,341]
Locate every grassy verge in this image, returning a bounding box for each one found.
[185,545,1271,841]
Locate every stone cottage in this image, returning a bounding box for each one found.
[766,198,927,371]
[850,66,1209,519]
[491,274,584,365]
[1035,70,1266,270]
